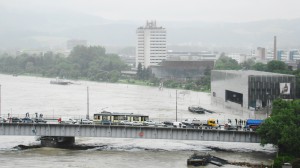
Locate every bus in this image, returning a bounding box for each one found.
[93,111,149,125]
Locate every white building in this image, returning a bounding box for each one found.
[136,21,167,68]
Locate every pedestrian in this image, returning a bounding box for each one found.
[235,118,237,125]
[216,119,218,124]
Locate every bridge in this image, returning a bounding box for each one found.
[0,123,260,147]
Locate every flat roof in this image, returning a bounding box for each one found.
[212,70,295,77]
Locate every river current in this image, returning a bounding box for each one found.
[0,74,275,168]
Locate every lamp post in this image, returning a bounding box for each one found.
[86,86,89,120]
[266,92,269,117]
[176,90,177,122]
[0,84,1,117]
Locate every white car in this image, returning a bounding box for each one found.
[0,117,7,123]
[154,122,166,127]
[79,119,93,124]
[120,120,133,125]
[144,120,156,126]
[131,121,143,126]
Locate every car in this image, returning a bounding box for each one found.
[78,119,93,124]
[163,121,174,127]
[173,121,186,128]
[143,120,156,126]
[131,121,143,126]
[100,120,112,125]
[0,117,7,123]
[154,122,166,127]
[11,117,22,123]
[34,118,47,124]
[58,117,76,124]
[120,120,133,125]
[22,117,34,123]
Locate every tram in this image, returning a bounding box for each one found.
[93,111,149,124]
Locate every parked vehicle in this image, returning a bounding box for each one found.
[143,120,156,126]
[22,117,34,123]
[163,121,174,127]
[34,118,47,124]
[244,119,263,131]
[0,117,7,123]
[173,121,186,128]
[131,121,143,126]
[224,123,238,130]
[154,122,166,127]
[11,117,22,123]
[183,118,218,128]
[78,119,93,124]
[58,117,75,124]
[119,120,133,125]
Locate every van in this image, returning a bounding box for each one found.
[58,117,75,124]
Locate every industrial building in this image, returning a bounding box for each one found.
[211,70,296,111]
[151,60,214,80]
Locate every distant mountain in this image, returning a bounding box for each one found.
[1,9,300,51]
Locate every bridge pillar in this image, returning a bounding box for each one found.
[40,136,75,148]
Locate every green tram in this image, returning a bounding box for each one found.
[93,111,149,124]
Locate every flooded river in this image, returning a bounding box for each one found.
[0,74,275,167]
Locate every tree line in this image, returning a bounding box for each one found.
[0,46,128,82]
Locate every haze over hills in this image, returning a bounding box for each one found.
[1,8,300,52]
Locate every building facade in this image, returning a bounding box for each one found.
[136,21,166,68]
[167,51,218,61]
[211,70,296,111]
[151,60,214,80]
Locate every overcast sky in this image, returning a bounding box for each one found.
[2,0,300,22]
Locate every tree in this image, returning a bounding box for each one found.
[252,62,267,71]
[214,56,241,70]
[257,99,300,157]
[136,63,143,80]
[240,58,255,70]
[267,60,288,73]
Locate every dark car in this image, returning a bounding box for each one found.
[22,117,34,123]
[163,121,174,127]
[188,106,205,114]
[34,118,47,124]
[101,120,112,125]
[11,117,22,123]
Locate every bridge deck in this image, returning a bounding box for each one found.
[0,123,260,143]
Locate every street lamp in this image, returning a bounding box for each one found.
[0,84,1,117]
[266,92,270,117]
[176,90,177,122]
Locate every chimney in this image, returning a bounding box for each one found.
[274,36,277,60]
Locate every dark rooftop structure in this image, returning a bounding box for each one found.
[151,60,214,80]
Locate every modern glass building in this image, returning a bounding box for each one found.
[211,70,296,110]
